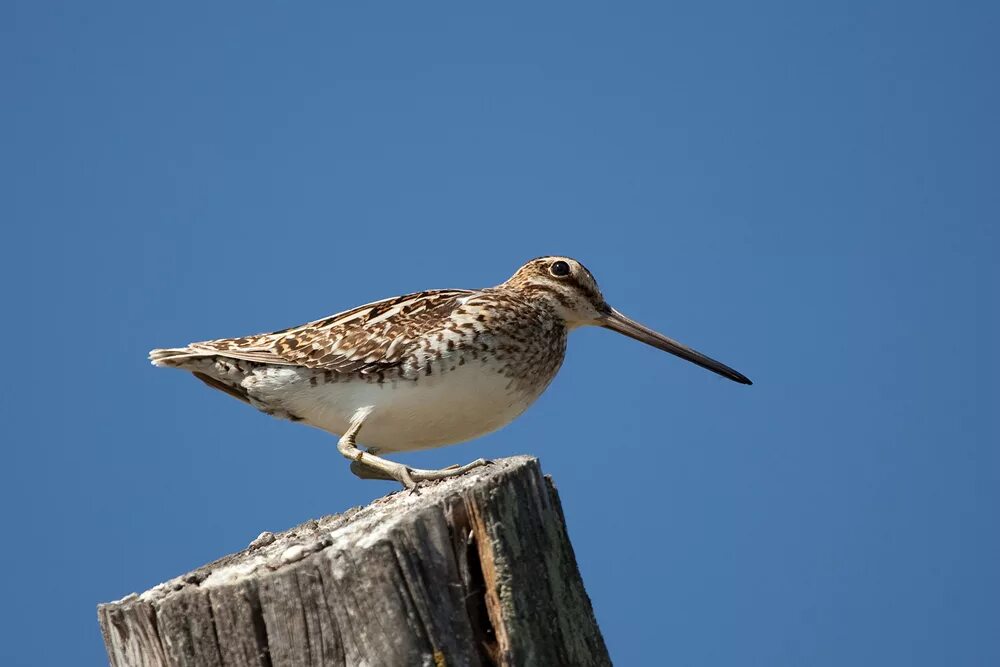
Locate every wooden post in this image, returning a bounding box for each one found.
[98,456,610,666]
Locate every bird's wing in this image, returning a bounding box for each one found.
[183,289,475,374]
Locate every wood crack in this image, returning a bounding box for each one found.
[97,456,610,667]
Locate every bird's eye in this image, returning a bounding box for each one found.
[549,260,571,277]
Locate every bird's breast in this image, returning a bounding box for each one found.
[247,339,565,452]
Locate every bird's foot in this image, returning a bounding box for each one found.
[349,458,493,491]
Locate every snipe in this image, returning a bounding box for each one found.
[151,257,751,488]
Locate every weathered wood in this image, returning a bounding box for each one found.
[98,456,610,667]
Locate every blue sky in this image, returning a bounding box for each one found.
[2,2,997,664]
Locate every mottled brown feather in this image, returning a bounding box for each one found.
[183,289,475,374]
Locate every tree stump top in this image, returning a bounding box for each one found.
[98,456,610,667]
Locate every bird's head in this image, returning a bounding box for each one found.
[502,256,752,385]
[502,256,609,327]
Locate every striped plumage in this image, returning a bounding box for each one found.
[152,256,751,488]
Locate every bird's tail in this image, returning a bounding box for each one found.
[150,346,254,404]
[149,346,212,368]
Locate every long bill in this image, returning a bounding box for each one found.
[600,308,752,385]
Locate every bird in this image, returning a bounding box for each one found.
[150,256,751,489]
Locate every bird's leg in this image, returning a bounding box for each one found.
[348,446,397,481]
[336,410,492,489]
[337,414,416,488]
[350,458,494,485]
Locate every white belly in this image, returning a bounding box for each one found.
[242,361,546,452]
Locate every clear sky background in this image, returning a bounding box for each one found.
[2,2,997,665]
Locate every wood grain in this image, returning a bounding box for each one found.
[98,456,610,667]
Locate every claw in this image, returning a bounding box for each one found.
[398,466,417,491]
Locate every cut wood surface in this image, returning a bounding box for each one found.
[98,456,610,667]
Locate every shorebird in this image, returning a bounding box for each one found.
[151,257,751,488]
